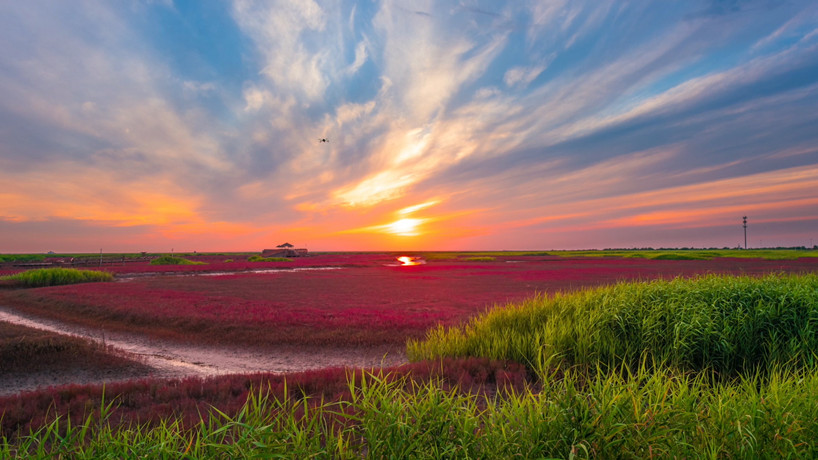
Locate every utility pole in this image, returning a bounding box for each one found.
[742,216,747,250]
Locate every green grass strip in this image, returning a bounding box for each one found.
[548,249,818,260]
[1,268,113,287]
[419,249,818,260]
[0,254,46,263]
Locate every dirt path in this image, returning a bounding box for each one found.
[0,306,407,395]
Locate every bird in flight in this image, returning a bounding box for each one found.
[318,138,329,143]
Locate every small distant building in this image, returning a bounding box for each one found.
[261,243,308,257]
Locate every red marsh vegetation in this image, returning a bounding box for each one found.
[2,254,818,441]
[0,321,152,394]
[0,253,389,278]
[1,255,815,349]
[0,356,530,438]
[87,253,397,275]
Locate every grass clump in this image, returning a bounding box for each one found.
[461,256,496,262]
[0,268,113,287]
[408,274,818,376]
[247,255,292,262]
[149,256,206,266]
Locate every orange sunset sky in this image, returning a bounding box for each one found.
[1,1,817,253]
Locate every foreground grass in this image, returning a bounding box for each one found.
[409,274,818,376]
[3,366,818,458]
[0,268,113,287]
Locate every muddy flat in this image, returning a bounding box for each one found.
[0,307,405,396]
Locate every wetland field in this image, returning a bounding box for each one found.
[1,250,818,457]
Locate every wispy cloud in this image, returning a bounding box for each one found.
[232,0,329,101]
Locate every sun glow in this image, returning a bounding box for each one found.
[387,218,423,236]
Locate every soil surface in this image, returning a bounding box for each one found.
[0,306,406,396]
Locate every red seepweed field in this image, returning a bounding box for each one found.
[2,253,817,349]
[0,356,531,438]
[2,252,818,444]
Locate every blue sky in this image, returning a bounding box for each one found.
[1,0,817,252]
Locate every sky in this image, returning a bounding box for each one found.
[1,0,817,253]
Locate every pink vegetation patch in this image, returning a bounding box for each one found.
[91,253,398,275]
[2,255,817,347]
[0,357,530,437]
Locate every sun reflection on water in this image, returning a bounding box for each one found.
[397,256,425,266]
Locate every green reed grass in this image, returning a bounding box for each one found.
[408,274,818,376]
[461,256,496,262]
[419,249,818,260]
[0,254,46,263]
[633,252,712,260]
[247,255,292,262]
[421,251,551,260]
[149,256,206,266]
[549,249,818,260]
[4,367,818,458]
[0,268,113,287]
